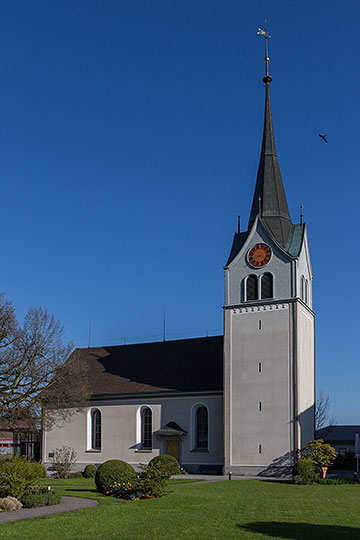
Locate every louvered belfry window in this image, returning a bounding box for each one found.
[246,275,258,301]
[261,273,273,299]
[142,407,152,449]
[196,406,208,449]
[91,409,101,450]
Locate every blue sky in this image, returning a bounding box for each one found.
[1,1,358,424]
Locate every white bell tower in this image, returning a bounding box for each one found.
[223,32,315,475]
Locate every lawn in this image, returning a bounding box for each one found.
[0,478,360,539]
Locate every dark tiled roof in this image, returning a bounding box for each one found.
[75,336,223,397]
[153,421,187,436]
[316,425,360,443]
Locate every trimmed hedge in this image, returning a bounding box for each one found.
[21,491,61,508]
[149,454,180,478]
[83,464,98,478]
[95,460,136,494]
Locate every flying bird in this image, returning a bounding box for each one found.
[318,133,328,143]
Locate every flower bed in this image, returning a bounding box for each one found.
[105,482,153,501]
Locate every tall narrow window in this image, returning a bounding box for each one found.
[196,406,208,449]
[141,407,152,449]
[301,276,305,301]
[246,275,258,301]
[304,279,308,305]
[91,409,101,450]
[261,273,273,299]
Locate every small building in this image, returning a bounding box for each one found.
[0,419,40,460]
[316,426,360,456]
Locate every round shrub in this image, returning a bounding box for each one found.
[292,457,320,480]
[95,460,136,494]
[83,464,98,478]
[149,454,180,478]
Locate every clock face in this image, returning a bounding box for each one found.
[248,243,272,268]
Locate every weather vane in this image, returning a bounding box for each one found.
[257,22,271,78]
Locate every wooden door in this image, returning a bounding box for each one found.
[166,439,180,462]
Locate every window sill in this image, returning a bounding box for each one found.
[190,449,209,453]
[135,449,153,453]
[85,449,102,453]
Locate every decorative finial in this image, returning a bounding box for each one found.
[257,21,272,83]
[258,196,262,215]
[237,215,241,233]
[300,205,304,225]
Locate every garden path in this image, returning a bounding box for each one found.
[0,496,98,524]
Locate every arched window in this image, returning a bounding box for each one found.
[196,406,208,449]
[261,273,273,299]
[304,279,308,305]
[246,275,258,301]
[91,409,101,450]
[141,407,152,449]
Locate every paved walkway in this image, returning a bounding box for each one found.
[0,496,98,524]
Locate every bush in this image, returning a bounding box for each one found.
[0,456,47,499]
[95,460,136,494]
[83,464,98,478]
[304,439,337,468]
[49,446,77,479]
[292,457,320,481]
[148,454,180,478]
[136,463,169,498]
[313,477,352,485]
[21,491,61,508]
[33,462,47,478]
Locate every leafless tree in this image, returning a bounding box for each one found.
[0,295,88,430]
[315,390,336,431]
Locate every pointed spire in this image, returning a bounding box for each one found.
[249,27,292,248]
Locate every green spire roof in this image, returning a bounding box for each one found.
[248,77,293,248]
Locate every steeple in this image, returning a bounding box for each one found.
[248,26,292,248]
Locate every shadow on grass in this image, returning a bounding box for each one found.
[239,521,360,539]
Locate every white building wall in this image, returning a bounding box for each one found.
[296,303,315,447]
[43,394,223,472]
[224,216,315,475]
[225,304,292,473]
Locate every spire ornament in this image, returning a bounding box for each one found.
[257,22,272,83]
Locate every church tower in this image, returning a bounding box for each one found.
[223,33,315,475]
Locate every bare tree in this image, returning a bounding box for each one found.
[315,390,336,431]
[0,295,88,429]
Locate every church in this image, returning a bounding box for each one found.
[43,51,315,476]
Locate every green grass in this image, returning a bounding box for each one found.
[1,478,360,539]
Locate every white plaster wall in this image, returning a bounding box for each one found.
[296,304,315,446]
[296,228,313,309]
[43,394,223,468]
[228,305,291,467]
